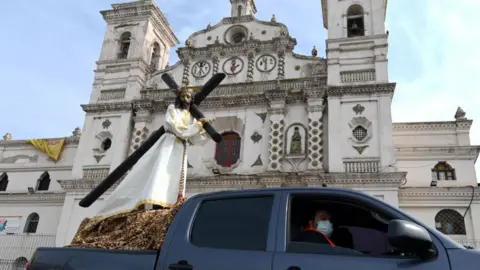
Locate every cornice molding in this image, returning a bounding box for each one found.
[81,102,132,114]
[188,171,406,189]
[393,120,473,132]
[327,83,395,97]
[82,78,328,113]
[80,82,399,113]
[58,179,120,193]
[0,136,79,147]
[399,187,480,202]
[56,172,406,192]
[0,165,73,173]
[395,146,480,160]
[0,192,66,204]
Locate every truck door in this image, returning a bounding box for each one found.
[272,189,451,270]
[159,191,281,270]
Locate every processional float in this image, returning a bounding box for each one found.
[78,73,226,208]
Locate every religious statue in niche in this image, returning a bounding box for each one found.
[289,127,303,155]
[284,123,307,171]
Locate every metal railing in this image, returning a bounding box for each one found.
[0,233,56,268]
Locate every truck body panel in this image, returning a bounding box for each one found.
[27,187,477,270]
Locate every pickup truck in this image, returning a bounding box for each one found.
[28,187,479,270]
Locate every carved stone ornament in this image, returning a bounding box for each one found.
[191,60,211,78]
[72,127,82,137]
[102,119,112,129]
[94,155,105,163]
[2,133,12,140]
[250,131,263,143]
[256,112,267,124]
[251,154,263,167]
[284,123,308,171]
[256,54,277,73]
[455,106,466,120]
[352,104,365,115]
[352,145,369,155]
[0,154,39,164]
[222,56,244,75]
[348,117,373,144]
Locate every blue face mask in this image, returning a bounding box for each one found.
[316,220,333,237]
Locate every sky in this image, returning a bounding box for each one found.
[0,0,478,179]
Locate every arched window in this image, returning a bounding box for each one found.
[150,42,160,70]
[347,5,365,37]
[237,5,243,17]
[0,173,8,191]
[24,213,39,233]
[36,172,50,191]
[431,162,456,180]
[12,257,28,270]
[215,132,241,167]
[435,209,466,235]
[118,32,131,59]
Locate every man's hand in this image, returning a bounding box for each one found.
[198,118,213,126]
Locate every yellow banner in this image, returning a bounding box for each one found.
[26,138,66,161]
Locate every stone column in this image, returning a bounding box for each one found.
[267,99,286,171]
[276,49,285,80]
[179,54,191,86]
[129,101,153,155]
[212,55,220,75]
[246,50,256,82]
[307,98,324,170]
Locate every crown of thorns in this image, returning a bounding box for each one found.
[178,86,200,95]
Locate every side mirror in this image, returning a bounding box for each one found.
[388,219,435,259]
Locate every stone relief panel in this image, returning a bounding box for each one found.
[348,116,373,155]
[284,123,308,171]
[129,127,150,154]
[0,154,39,164]
[268,119,284,171]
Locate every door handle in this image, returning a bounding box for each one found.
[287,267,301,270]
[169,260,193,270]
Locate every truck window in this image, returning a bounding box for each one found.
[288,195,431,258]
[191,196,274,251]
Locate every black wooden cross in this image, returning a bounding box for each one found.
[79,73,226,208]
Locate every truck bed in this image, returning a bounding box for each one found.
[29,247,158,270]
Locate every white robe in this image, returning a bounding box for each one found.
[93,104,208,220]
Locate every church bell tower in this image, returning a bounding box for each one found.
[230,0,257,17]
[322,0,397,179]
[71,0,179,178]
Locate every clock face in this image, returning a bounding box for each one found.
[191,60,211,78]
[256,54,277,72]
[222,56,244,75]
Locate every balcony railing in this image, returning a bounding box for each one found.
[0,233,56,265]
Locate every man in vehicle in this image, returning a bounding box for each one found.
[297,209,336,246]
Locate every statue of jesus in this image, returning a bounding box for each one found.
[93,86,211,221]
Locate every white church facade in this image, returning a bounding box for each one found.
[1,0,479,267]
